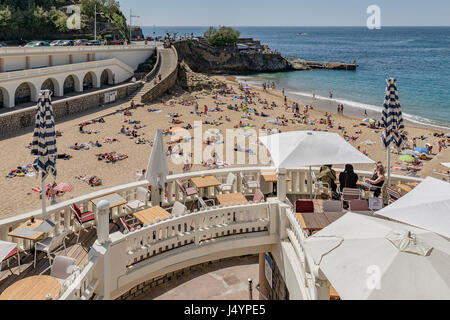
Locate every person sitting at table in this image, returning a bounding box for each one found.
[339,164,359,192]
[360,161,385,197]
[317,165,337,195]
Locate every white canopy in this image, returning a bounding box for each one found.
[302,212,450,300]
[377,177,450,238]
[258,131,374,168]
[145,129,169,188]
[441,163,450,169]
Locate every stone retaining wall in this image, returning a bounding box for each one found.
[0,82,142,138]
[116,255,256,300]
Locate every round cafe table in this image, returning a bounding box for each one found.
[0,275,61,300]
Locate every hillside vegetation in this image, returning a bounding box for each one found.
[0,0,128,41]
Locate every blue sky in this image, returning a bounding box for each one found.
[118,0,450,27]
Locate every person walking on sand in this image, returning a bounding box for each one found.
[364,110,368,117]
[204,105,208,116]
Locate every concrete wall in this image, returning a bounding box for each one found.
[0,46,155,73]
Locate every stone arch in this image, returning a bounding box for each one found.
[63,74,81,94]
[0,87,10,108]
[14,82,37,105]
[100,68,114,86]
[40,78,60,96]
[82,71,98,90]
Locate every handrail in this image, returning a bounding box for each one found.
[0,45,156,57]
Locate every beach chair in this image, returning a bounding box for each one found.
[69,203,96,244]
[295,200,314,213]
[125,187,150,213]
[386,186,403,204]
[216,173,236,193]
[34,230,68,269]
[341,188,361,201]
[240,172,260,194]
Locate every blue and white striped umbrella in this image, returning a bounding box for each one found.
[31,90,57,180]
[381,78,404,148]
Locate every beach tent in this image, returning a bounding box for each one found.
[31,90,57,216]
[259,131,374,198]
[145,129,169,206]
[302,212,450,300]
[381,78,405,187]
[377,177,450,238]
[414,147,430,154]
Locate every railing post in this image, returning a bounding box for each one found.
[277,168,287,201]
[96,200,110,245]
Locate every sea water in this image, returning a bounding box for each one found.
[142,26,450,129]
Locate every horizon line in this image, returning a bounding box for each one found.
[140,25,450,28]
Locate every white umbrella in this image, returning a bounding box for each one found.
[377,177,450,238]
[259,131,374,198]
[441,163,450,169]
[145,129,169,206]
[303,212,450,300]
[259,131,374,168]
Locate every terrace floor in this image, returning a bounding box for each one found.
[0,224,118,295]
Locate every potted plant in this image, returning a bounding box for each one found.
[30,216,35,223]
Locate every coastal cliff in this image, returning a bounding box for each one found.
[173,40,292,74]
[173,39,357,74]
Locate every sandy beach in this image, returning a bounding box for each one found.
[0,75,449,218]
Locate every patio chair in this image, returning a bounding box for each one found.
[312,172,330,200]
[69,203,96,244]
[1,246,20,275]
[240,172,260,193]
[198,197,216,210]
[34,230,68,269]
[295,200,314,213]
[125,187,150,213]
[216,173,236,193]
[349,200,372,216]
[386,186,402,204]
[176,179,199,205]
[119,215,141,234]
[323,200,344,212]
[252,189,265,203]
[40,255,77,287]
[167,201,187,217]
[341,188,361,201]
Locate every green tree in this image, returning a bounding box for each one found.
[204,26,240,47]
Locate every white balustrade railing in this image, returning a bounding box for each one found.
[0,166,423,300]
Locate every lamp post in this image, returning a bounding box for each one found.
[129,9,140,42]
[94,2,105,41]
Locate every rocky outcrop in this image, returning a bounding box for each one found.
[173,40,292,74]
[287,58,358,71]
[177,61,227,92]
